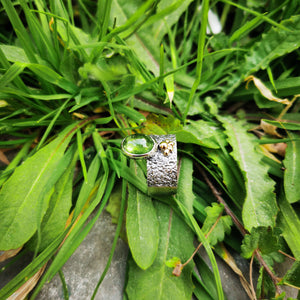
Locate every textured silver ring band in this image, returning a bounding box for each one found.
[147,134,177,195]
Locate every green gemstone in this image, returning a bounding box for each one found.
[122,134,155,156]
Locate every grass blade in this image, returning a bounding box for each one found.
[277,191,300,260]
[283,132,300,203]
[183,0,209,122]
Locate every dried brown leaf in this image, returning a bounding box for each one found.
[0,247,22,263]
[263,143,287,157]
[93,106,106,113]
[260,120,283,138]
[7,264,47,300]
[0,150,10,165]
[72,112,86,119]
[259,145,282,163]
[245,76,290,105]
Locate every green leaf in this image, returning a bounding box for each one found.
[256,266,276,299]
[219,116,277,231]
[173,120,227,149]
[232,77,300,101]
[27,149,76,251]
[173,90,205,116]
[280,260,300,288]
[0,60,77,94]
[205,148,245,207]
[165,256,181,268]
[0,124,78,250]
[126,202,195,300]
[114,103,146,124]
[241,227,280,259]
[277,192,300,260]
[0,87,70,101]
[0,62,25,88]
[202,203,232,246]
[283,132,300,203]
[177,156,194,214]
[218,15,300,102]
[109,0,160,75]
[164,74,174,104]
[27,63,77,93]
[145,0,193,43]
[262,119,300,131]
[111,159,148,194]
[126,160,159,270]
[0,45,32,64]
[229,14,262,43]
[0,0,37,63]
[79,60,127,82]
[0,139,32,187]
[142,114,182,135]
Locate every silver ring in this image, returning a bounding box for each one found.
[121,134,177,195]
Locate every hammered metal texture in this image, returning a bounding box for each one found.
[147,135,177,193]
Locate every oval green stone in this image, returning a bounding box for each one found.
[123,134,154,155]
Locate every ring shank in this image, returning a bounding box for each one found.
[147,134,177,196]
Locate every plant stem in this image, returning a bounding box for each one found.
[278,250,296,261]
[254,250,281,295]
[249,253,257,300]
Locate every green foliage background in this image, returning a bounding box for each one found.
[0,0,300,299]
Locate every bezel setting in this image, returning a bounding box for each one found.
[121,134,158,158]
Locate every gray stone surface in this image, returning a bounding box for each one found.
[36,210,128,300]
